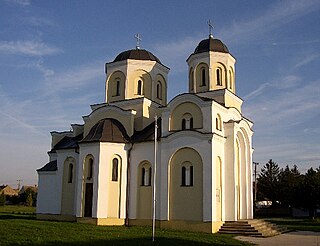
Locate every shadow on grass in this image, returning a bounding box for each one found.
[0,213,36,220]
[23,237,233,246]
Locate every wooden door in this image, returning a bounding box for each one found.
[84,183,93,217]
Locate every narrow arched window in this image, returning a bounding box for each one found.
[156,82,162,99]
[141,167,146,186]
[229,70,233,90]
[141,164,152,186]
[190,166,194,186]
[87,159,93,180]
[137,80,143,95]
[115,80,120,96]
[201,68,206,86]
[181,166,186,186]
[182,118,186,130]
[189,69,194,92]
[181,163,193,187]
[216,68,222,86]
[68,163,73,183]
[216,114,222,131]
[112,158,119,181]
[190,117,194,129]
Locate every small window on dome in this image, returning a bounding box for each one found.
[201,68,206,86]
[115,80,120,96]
[216,68,222,86]
[156,82,162,99]
[137,80,143,95]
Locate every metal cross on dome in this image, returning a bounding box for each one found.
[135,33,142,49]
[207,20,214,38]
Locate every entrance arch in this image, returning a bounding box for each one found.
[82,155,94,217]
[169,147,203,221]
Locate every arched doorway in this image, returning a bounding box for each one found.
[83,155,94,217]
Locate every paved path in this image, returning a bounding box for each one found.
[236,231,320,246]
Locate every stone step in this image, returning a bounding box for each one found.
[218,219,288,237]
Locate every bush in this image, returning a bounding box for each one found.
[0,193,6,206]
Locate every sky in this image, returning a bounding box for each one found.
[0,0,319,188]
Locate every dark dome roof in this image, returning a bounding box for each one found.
[81,118,130,143]
[113,49,161,64]
[194,37,229,54]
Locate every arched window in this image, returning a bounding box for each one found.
[181,162,193,187]
[156,82,162,99]
[115,80,120,96]
[216,68,222,86]
[112,158,119,181]
[181,113,193,130]
[216,114,222,131]
[189,68,194,92]
[137,79,143,95]
[141,163,152,186]
[87,159,93,180]
[181,166,186,186]
[181,118,186,130]
[68,163,73,183]
[229,70,233,90]
[201,68,206,86]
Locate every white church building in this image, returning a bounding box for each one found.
[37,32,254,233]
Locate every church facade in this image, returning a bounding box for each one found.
[37,34,254,233]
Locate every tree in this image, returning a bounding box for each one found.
[25,193,33,207]
[257,159,280,206]
[299,167,320,218]
[278,165,303,207]
[0,192,5,206]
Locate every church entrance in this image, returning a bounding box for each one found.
[84,183,93,217]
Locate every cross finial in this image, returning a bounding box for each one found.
[135,33,142,49]
[207,20,214,38]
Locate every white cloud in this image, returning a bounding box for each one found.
[4,0,30,6]
[153,36,201,73]
[45,62,103,92]
[293,53,320,70]
[0,40,61,56]
[28,17,55,27]
[220,0,320,43]
[243,75,300,101]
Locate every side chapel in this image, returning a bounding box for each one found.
[37,30,254,233]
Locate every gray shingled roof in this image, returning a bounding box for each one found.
[81,118,130,143]
[37,160,57,172]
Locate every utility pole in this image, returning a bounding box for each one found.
[152,115,158,242]
[16,179,23,190]
[253,162,259,204]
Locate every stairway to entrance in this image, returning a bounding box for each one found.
[218,219,288,237]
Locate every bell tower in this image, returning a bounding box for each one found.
[105,35,170,106]
[186,23,242,112]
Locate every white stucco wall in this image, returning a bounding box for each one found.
[37,172,60,214]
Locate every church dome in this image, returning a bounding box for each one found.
[81,118,130,143]
[113,49,162,64]
[194,37,229,54]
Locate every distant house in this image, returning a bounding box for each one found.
[19,185,38,195]
[0,185,18,197]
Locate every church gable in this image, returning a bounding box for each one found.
[83,104,136,137]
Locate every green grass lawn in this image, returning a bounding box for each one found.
[0,205,250,246]
[265,217,320,232]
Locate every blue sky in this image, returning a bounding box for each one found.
[0,0,319,187]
